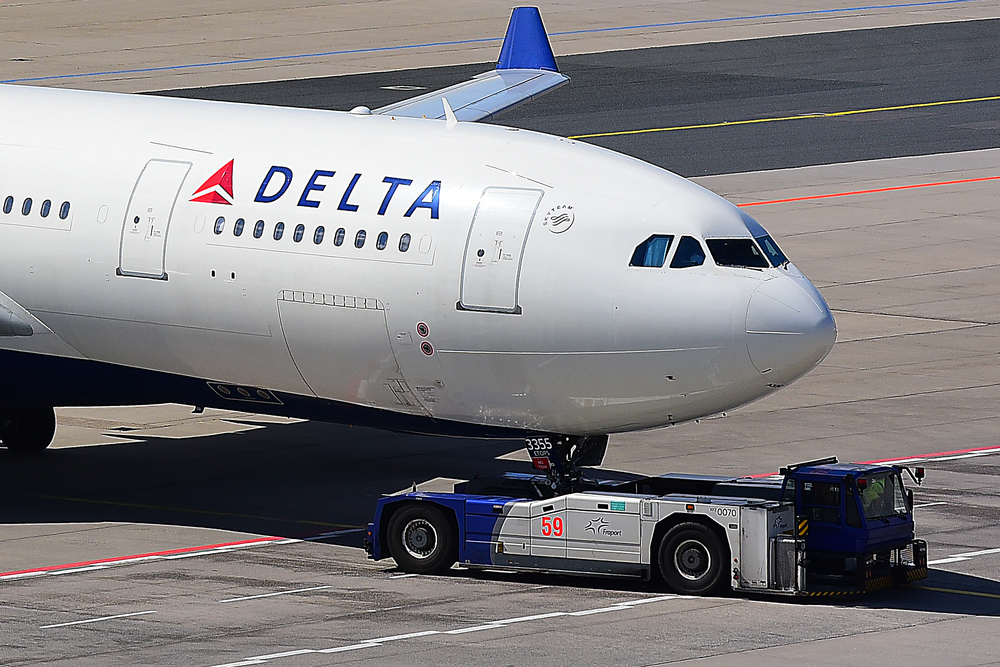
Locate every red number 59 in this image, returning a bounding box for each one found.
[541,516,563,536]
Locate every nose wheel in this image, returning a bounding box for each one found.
[525,434,608,494]
[0,407,56,454]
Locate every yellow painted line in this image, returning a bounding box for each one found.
[38,494,349,529]
[567,95,1000,139]
[912,585,1000,600]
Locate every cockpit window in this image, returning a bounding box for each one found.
[706,239,769,268]
[756,235,788,267]
[629,235,673,268]
[670,236,706,268]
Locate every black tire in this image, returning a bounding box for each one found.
[658,522,726,595]
[0,407,56,454]
[386,504,456,575]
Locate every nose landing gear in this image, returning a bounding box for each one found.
[0,407,56,454]
[525,434,609,494]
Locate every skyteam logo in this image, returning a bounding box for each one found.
[190,159,235,205]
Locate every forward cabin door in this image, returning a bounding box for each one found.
[118,159,191,280]
[459,188,543,314]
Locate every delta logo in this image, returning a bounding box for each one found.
[190,159,235,205]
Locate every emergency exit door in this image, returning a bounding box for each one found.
[459,187,543,313]
[118,159,191,280]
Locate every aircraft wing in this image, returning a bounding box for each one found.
[373,7,569,122]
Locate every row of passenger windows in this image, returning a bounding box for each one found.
[629,234,787,269]
[212,216,411,252]
[2,197,71,220]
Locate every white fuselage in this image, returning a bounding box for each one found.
[0,84,836,436]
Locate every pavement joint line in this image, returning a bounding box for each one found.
[570,93,1000,140]
[40,610,156,629]
[208,595,676,666]
[0,0,986,84]
[912,502,947,508]
[219,585,335,603]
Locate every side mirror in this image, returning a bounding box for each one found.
[907,488,914,511]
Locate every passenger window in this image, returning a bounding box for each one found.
[629,235,673,268]
[40,200,51,218]
[22,198,32,216]
[334,228,346,246]
[233,218,245,236]
[376,231,388,250]
[253,220,265,238]
[273,222,285,240]
[706,239,769,268]
[355,230,366,248]
[314,226,325,244]
[399,233,411,252]
[670,236,706,268]
[802,480,841,524]
[59,201,70,220]
[214,216,225,234]
[293,224,305,242]
[3,196,12,214]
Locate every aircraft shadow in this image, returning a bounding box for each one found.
[0,418,526,542]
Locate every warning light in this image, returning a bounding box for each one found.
[858,477,867,490]
[685,504,695,512]
[915,467,925,480]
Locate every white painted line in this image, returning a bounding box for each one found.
[40,610,156,629]
[273,539,302,545]
[490,611,567,624]
[445,624,504,635]
[163,551,214,560]
[364,605,404,613]
[568,606,624,616]
[928,556,969,565]
[1,571,48,581]
[369,630,441,643]
[953,547,1000,558]
[389,573,419,579]
[49,565,110,575]
[220,585,335,603]
[317,643,379,654]
[913,502,947,508]
[209,594,678,665]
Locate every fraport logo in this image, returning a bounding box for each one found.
[190,160,442,219]
[584,517,623,538]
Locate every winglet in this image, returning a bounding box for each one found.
[496,7,559,72]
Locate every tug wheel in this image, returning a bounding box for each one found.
[387,504,456,575]
[658,522,725,595]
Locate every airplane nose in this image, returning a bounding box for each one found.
[746,275,837,383]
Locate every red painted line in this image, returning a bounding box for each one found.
[0,536,282,579]
[860,444,1000,465]
[737,175,1000,207]
[746,444,1000,478]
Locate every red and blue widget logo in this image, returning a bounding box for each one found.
[190,159,234,205]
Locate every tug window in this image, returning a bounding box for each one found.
[670,236,706,268]
[629,235,673,268]
[706,239,769,268]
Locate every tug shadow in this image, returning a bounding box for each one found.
[0,418,526,541]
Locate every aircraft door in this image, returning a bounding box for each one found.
[118,159,191,280]
[459,188,543,313]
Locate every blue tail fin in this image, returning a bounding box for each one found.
[496,7,559,72]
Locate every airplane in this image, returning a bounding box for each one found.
[0,7,836,471]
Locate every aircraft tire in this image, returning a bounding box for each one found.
[386,504,456,575]
[658,522,725,595]
[0,407,56,454]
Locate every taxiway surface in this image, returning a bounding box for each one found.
[3,8,1000,667]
